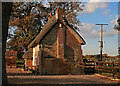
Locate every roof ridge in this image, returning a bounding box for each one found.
[27,10,86,49]
[28,15,58,49]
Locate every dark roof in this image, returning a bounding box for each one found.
[28,9,86,49]
[22,48,33,59]
[28,15,57,49]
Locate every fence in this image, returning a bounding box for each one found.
[5,51,17,67]
[84,60,95,74]
[83,59,120,79]
[95,61,120,79]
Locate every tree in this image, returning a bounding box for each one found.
[7,2,48,52]
[114,18,120,57]
[7,2,84,53]
[114,18,120,31]
[48,2,84,24]
[2,2,13,85]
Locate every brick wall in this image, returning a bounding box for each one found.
[57,24,65,59]
[42,58,66,75]
[6,57,17,67]
[40,21,83,61]
[65,28,82,60]
[39,20,84,74]
[26,58,32,69]
[65,28,84,74]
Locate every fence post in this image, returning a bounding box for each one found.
[98,61,100,74]
[118,46,120,79]
[95,61,97,74]
[118,54,120,79]
[113,61,114,78]
[99,62,102,75]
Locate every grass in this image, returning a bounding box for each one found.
[16,59,25,63]
[101,72,119,79]
[16,59,25,68]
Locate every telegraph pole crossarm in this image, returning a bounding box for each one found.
[96,24,108,61]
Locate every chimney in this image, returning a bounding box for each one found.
[56,8,63,21]
[48,13,52,20]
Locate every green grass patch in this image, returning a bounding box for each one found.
[101,72,118,78]
[16,59,25,68]
[16,59,25,63]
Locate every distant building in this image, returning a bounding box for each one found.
[23,8,86,75]
[5,51,17,67]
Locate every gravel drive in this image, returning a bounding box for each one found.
[6,67,120,85]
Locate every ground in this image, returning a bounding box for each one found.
[6,67,120,85]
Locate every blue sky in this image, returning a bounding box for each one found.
[76,2,118,56]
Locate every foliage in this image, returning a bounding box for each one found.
[114,18,120,31]
[48,2,84,24]
[7,2,84,53]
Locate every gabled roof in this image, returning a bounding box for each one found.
[22,48,33,59]
[28,15,57,49]
[28,8,86,49]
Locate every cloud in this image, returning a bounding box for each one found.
[79,0,108,14]
[77,23,99,38]
[77,22,117,39]
[110,19,118,25]
[103,9,111,16]
[110,15,118,25]
[103,28,117,37]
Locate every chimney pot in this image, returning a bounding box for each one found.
[48,13,52,20]
[56,8,63,21]
[50,13,52,17]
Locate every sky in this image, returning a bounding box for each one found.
[43,1,119,56]
[76,1,119,56]
[7,1,119,56]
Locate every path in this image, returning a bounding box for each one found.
[6,67,120,85]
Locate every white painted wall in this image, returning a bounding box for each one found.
[33,47,35,66]
[33,45,39,66]
[37,44,39,65]
[37,44,39,51]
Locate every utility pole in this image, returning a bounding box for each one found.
[96,24,108,61]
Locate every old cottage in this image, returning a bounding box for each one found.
[23,8,86,75]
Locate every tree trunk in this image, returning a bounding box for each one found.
[2,2,12,86]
